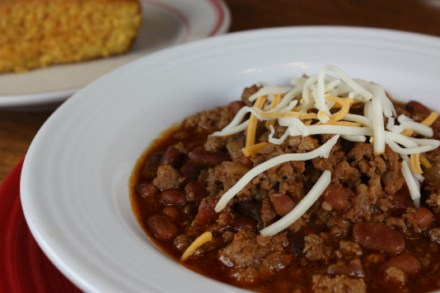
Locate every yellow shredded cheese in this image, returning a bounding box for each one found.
[242,142,268,157]
[420,154,432,168]
[265,94,282,128]
[245,96,267,148]
[422,112,439,126]
[257,111,316,121]
[212,65,440,227]
[410,153,423,175]
[327,96,353,123]
[180,231,213,261]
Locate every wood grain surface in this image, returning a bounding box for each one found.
[2,0,440,182]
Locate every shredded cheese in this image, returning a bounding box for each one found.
[420,154,432,168]
[245,96,267,149]
[422,112,439,126]
[215,135,339,212]
[180,231,213,261]
[402,112,439,136]
[327,96,353,123]
[401,160,421,207]
[211,65,440,227]
[242,142,268,156]
[260,170,331,236]
[265,94,282,128]
[410,153,423,175]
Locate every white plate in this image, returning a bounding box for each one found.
[21,27,440,293]
[0,0,230,108]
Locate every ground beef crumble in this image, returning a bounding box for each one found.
[218,229,293,285]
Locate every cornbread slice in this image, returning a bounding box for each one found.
[0,0,142,73]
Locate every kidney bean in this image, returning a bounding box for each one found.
[233,200,261,224]
[383,254,421,275]
[405,100,430,117]
[160,145,184,167]
[193,198,218,226]
[136,183,158,198]
[147,215,178,241]
[228,100,246,116]
[353,223,405,254]
[431,117,440,140]
[159,189,186,206]
[136,183,160,210]
[162,206,180,221]
[184,181,208,203]
[179,161,201,180]
[412,207,434,230]
[141,151,163,178]
[387,187,413,216]
[270,193,295,216]
[174,234,191,252]
[322,184,350,213]
[188,150,230,168]
[287,232,304,260]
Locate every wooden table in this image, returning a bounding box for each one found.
[2,0,440,183]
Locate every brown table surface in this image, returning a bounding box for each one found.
[2,0,440,183]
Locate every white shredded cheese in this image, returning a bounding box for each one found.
[248,86,291,102]
[214,135,339,212]
[260,170,332,236]
[371,94,386,154]
[401,160,421,207]
[211,64,440,221]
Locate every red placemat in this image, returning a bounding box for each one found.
[0,160,82,293]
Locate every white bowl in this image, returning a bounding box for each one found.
[20,26,440,292]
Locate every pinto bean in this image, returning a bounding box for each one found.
[160,145,184,167]
[322,184,350,213]
[159,189,186,206]
[353,223,405,254]
[270,193,295,216]
[228,100,246,116]
[405,100,430,117]
[188,150,230,168]
[412,207,434,230]
[147,215,178,241]
[184,181,208,202]
[384,254,422,275]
